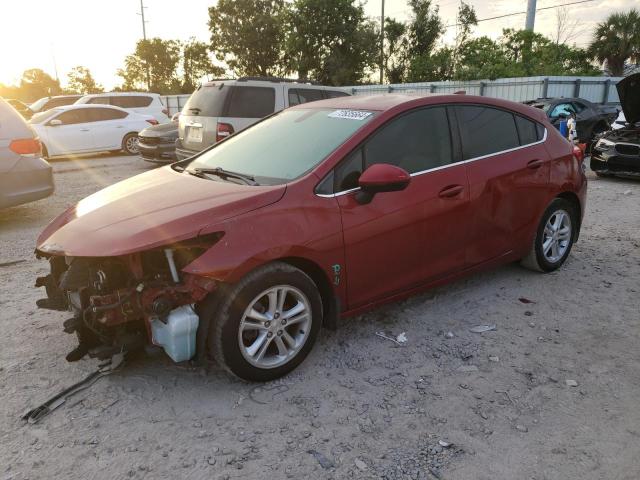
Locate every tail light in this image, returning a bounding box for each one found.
[10,138,41,156]
[572,145,585,163]
[216,122,234,142]
[146,119,159,125]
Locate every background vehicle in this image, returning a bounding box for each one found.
[175,77,350,160]
[35,94,586,381]
[76,92,169,123]
[138,113,179,163]
[29,104,157,158]
[30,95,82,113]
[6,99,33,119]
[591,73,640,177]
[525,97,615,142]
[0,98,53,208]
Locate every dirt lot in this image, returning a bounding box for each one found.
[1,155,639,480]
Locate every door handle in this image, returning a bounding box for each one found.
[527,159,543,169]
[438,184,464,198]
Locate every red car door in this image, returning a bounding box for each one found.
[333,107,471,310]
[454,106,550,265]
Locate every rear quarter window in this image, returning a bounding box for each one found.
[515,115,540,145]
[326,90,350,98]
[456,106,520,159]
[226,86,275,118]
[111,96,153,108]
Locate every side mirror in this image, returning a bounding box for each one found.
[48,119,62,126]
[356,163,410,205]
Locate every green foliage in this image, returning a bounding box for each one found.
[588,8,640,76]
[117,38,181,93]
[208,0,287,76]
[383,18,408,84]
[286,0,378,85]
[67,66,103,94]
[17,69,61,102]
[182,38,223,93]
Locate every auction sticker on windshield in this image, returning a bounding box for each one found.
[328,110,373,121]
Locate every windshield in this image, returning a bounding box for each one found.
[30,109,62,124]
[186,108,375,184]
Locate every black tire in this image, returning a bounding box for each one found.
[595,172,610,178]
[122,133,139,155]
[203,262,322,382]
[521,198,577,272]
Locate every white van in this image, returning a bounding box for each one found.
[75,92,169,123]
[175,77,350,160]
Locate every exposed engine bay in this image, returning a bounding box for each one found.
[591,125,640,176]
[35,240,218,363]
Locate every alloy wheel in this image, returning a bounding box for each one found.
[238,285,312,369]
[542,209,572,263]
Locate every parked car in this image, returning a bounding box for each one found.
[591,73,640,177]
[138,113,179,163]
[524,97,615,143]
[0,98,53,208]
[6,99,33,119]
[34,94,586,378]
[175,77,350,160]
[75,92,170,123]
[30,95,82,113]
[29,104,157,158]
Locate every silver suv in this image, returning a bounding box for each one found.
[175,77,350,160]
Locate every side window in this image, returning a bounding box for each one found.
[86,108,127,122]
[87,97,110,105]
[573,102,587,113]
[326,90,350,99]
[226,87,276,118]
[515,115,539,146]
[111,96,153,108]
[288,90,300,107]
[456,106,519,159]
[293,89,324,105]
[56,110,87,125]
[549,103,575,118]
[334,149,364,192]
[365,107,452,173]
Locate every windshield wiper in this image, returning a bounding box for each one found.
[190,167,258,186]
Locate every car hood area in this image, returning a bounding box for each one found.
[36,167,286,257]
[617,73,640,124]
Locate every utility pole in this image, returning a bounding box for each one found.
[525,0,537,30]
[138,0,150,90]
[139,0,147,40]
[379,0,385,84]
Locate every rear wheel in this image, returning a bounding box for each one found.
[122,133,139,155]
[204,262,322,381]
[521,198,577,272]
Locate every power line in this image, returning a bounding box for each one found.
[444,0,597,28]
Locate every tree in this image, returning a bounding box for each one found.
[383,18,408,83]
[181,38,223,93]
[404,0,445,82]
[450,2,477,78]
[67,66,103,94]
[18,69,61,101]
[117,38,181,93]
[286,0,378,85]
[553,7,580,46]
[455,37,513,80]
[588,9,640,76]
[208,0,287,77]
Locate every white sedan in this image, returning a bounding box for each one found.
[29,104,157,158]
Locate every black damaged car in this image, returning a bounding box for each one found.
[591,73,640,178]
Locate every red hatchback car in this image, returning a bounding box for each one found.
[35,94,587,381]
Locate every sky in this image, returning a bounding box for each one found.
[0,0,636,90]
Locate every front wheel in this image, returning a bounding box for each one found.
[204,262,322,381]
[122,133,139,155]
[521,198,577,272]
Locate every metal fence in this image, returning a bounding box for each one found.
[161,76,623,114]
[161,94,191,116]
[346,76,624,105]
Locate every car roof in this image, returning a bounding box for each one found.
[51,104,128,112]
[200,79,347,90]
[82,92,159,97]
[290,93,549,122]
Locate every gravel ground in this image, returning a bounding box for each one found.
[1,154,639,480]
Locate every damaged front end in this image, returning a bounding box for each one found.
[35,237,220,363]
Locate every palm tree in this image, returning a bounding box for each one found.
[588,9,640,76]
